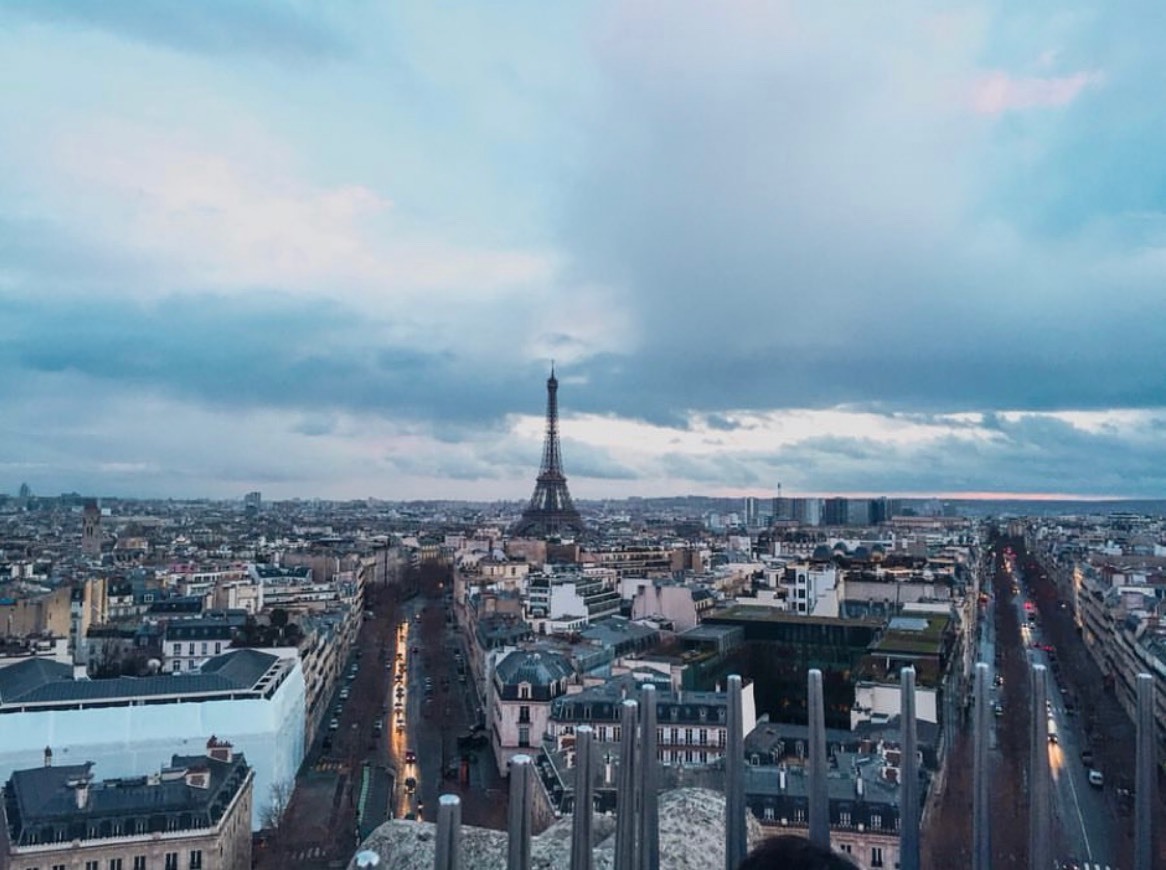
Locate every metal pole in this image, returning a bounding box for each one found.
[507,754,534,870]
[807,668,829,849]
[1028,663,1050,870]
[434,794,462,870]
[724,675,746,870]
[571,725,595,870]
[1135,673,1156,870]
[638,683,660,870]
[899,666,920,870]
[615,700,639,870]
[972,662,991,870]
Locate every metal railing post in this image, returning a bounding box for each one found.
[807,668,829,849]
[615,700,639,870]
[899,666,920,870]
[638,683,660,870]
[571,725,595,870]
[724,675,746,870]
[507,754,533,870]
[434,794,462,870]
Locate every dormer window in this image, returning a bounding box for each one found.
[519,683,531,700]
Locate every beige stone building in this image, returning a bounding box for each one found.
[2,739,253,870]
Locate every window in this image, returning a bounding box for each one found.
[871,813,882,830]
[699,729,708,745]
[763,806,774,821]
[518,705,530,724]
[189,850,203,870]
[201,642,207,655]
[839,811,851,827]
[172,643,181,655]
[518,726,530,747]
[86,863,100,870]
[597,726,606,742]
[215,641,222,654]
[839,844,852,854]
[613,725,621,741]
[188,642,195,655]
[134,858,147,870]
[53,865,67,870]
[519,683,530,700]
[684,728,693,745]
[109,860,123,870]
[871,846,884,867]
[165,853,179,870]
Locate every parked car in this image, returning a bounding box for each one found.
[1088,769,1104,788]
[329,718,339,731]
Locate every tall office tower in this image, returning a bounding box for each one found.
[772,496,793,522]
[512,366,585,538]
[743,497,761,527]
[791,497,822,526]
[823,497,850,526]
[244,491,262,513]
[847,499,872,525]
[869,496,890,525]
[81,501,102,557]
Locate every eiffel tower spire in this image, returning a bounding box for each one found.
[513,366,584,538]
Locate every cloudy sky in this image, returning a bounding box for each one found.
[3,1,1166,501]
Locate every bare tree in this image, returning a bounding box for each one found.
[259,778,294,830]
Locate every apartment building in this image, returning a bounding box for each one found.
[2,739,253,870]
[490,649,573,775]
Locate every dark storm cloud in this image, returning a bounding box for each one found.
[0,292,545,426]
[1,0,348,62]
[556,4,1166,418]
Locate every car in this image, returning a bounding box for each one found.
[994,674,1004,687]
[396,720,405,732]
[412,646,419,654]
[329,718,339,731]
[1088,769,1104,788]
[394,702,403,713]
[404,777,417,794]
[373,720,383,734]
[339,688,350,700]
[405,749,416,764]
[1080,749,1094,766]
[993,703,1004,717]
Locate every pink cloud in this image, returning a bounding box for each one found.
[971,69,1103,115]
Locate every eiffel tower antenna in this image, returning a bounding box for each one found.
[512,365,584,538]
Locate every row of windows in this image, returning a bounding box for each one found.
[171,642,224,657]
[27,852,200,870]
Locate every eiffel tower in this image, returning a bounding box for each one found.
[512,365,585,538]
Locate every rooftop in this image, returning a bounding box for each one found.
[0,648,286,708]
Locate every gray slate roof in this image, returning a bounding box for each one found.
[0,649,281,707]
[494,650,572,688]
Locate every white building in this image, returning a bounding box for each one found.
[0,648,305,830]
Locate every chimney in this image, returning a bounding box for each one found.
[72,663,88,681]
[856,776,864,797]
[206,736,233,763]
[44,746,52,767]
[74,779,90,809]
[778,768,787,792]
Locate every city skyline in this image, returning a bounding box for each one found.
[4,3,1166,500]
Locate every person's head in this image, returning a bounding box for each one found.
[736,835,858,870]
